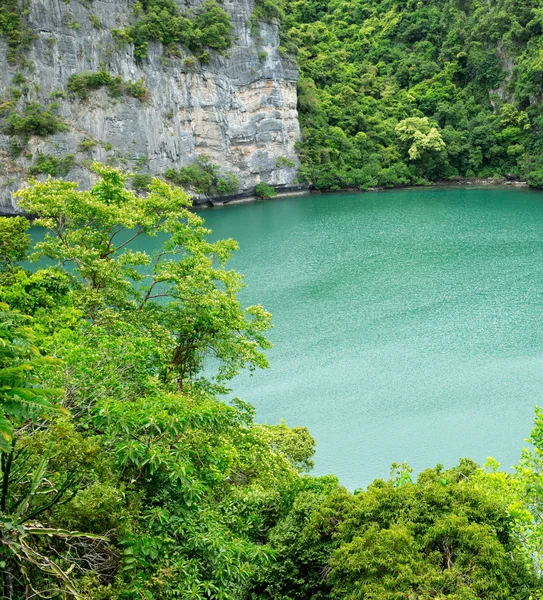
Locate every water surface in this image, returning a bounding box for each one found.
[201,187,543,489]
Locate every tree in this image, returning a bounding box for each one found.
[0,218,29,272]
[15,164,272,390]
[247,461,539,599]
[395,117,447,160]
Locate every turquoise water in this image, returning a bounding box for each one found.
[28,186,543,489]
[200,187,543,489]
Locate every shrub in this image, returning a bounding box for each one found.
[131,173,153,191]
[251,0,285,28]
[89,14,101,29]
[276,155,296,168]
[124,79,149,101]
[528,168,543,189]
[255,182,277,198]
[165,156,239,196]
[5,103,67,137]
[121,0,233,61]
[49,89,67,100]
[68,70,149,102]
[29,153,75,177]
[77,137,98,152]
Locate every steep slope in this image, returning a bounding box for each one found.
[285,0,543,190]
[0,0,300,214]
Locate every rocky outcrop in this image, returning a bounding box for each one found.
[0,0,300,214]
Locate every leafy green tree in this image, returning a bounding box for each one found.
[247,461,539,599]
[395,117,447,160]
[15,164,271,390]
[0,217,29,272]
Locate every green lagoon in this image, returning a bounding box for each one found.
[30,185,543,489]
[201,187,543,488]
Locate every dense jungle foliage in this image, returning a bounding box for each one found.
[281,0,543,189]
[2,169,543,598]
[115,0,234,62]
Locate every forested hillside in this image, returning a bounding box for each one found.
[283,0,543,189]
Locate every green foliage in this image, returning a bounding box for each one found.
[131,173,153,191]
[0,0,34,64]
[78,137,98,152]
[0,304,62,452]
[247,462,539,599]
[255,182,277,199]
[29,152,74,177]
[276,155,296,168]
[0,217,30,271]
[0,267,71,314]
[4,103,67,138]
[120,0,234,62]
[251,0,285,36]
[67,69,149,101]
[15,164,269,388]
[165,156,240,196]
[478,406,543,575]
[261,421,316,472]
[65,18,81,30]
[89,14,101,29]
[285,0,543,188]
[49,89,67,100]
[2,166,543,598]
[528,169,543,188]
[0,169,317,598]
[395,117,446,160]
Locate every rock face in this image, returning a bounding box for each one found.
[0,0,300,214]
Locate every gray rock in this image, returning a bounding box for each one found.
[0,0,300,214]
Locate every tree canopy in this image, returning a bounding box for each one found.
[278,0,543,189]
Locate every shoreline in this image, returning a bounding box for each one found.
[195,177,531,210]
[0,178,534,217]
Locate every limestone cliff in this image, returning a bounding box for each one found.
[0,0,300,214]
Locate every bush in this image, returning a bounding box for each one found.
[276,156,296,168]
[165,156,239,196]
[68,70,149,101]
[131,173,153,191]
[122,0,233,61]
[29,153,75,177]
[255,182,277,198]
[251,0,285,34]
[77,137,98,152]
[528,168,543,189]
[5,103,67,137]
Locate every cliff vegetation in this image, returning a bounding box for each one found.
[0,0,300,214]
